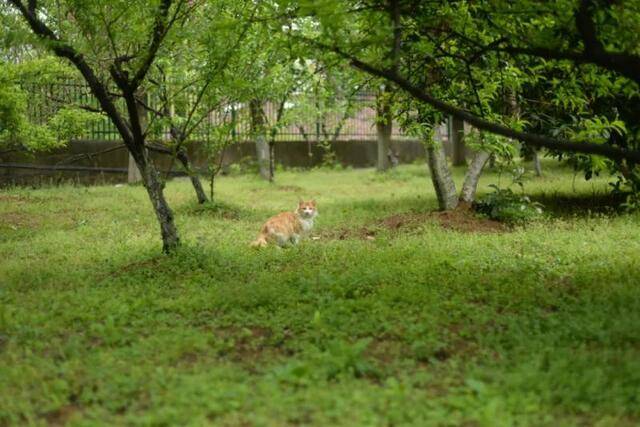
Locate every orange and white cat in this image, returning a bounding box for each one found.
[251,200,318,248]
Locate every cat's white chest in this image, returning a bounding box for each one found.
[299,217,314,232]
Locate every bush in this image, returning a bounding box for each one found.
[474,184,543,224]
[611,170,640,213]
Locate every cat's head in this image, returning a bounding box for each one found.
[297,199,317,219]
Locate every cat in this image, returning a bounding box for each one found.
[251,200,318,248]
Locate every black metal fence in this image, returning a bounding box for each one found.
[24,80,415,143]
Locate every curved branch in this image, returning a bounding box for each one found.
[497,45,640,86]
[303,38,640,163]
[7,0,135,146]
[130,0,175,90]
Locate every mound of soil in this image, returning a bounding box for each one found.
[322,207,508,241]
[434,208,507,233]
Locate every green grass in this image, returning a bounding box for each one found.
[1,162,639,426]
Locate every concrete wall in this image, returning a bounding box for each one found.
[0,139,426,186]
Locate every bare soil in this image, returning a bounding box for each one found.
[321,206,509,241]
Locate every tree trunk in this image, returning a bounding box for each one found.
[376,89,393,172]
[127,98,146,183]
[459,149,490,204]
[533,150,542,176]
[450,116,466,166]
[210,170,215,201]
[269,141,276,182]
[177,150,207,204]
[250,99,271,181]
[128,153,142,183]
[134,149,180,253]
[10,2,181,254]
[426,140,458,210]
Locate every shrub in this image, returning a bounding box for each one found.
[474,184,543,224]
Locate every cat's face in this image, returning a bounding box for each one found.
[297,200,317,219]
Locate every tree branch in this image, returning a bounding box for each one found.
[302,37,640,163]
[130,0,176,90]
[7,0,135,147]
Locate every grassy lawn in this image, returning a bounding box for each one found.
[1,162,639,426]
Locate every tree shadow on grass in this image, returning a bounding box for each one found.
[324,194,438,218]
[97,243,249,286]
[532,191,626,218]
[175,199,248,220]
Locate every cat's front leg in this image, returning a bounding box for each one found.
[290,234,300,245]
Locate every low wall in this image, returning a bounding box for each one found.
[0,139,427,186]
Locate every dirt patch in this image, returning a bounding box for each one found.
[183,202,241,220]
[204,326,291,367]
[0,211,41,230]
[0,194,31,203]
[322,208,508,241]
[117,256,164,274]
[97,256,165,282]
[43,404,81,426]
[364,336,405,366]
[0,333,7,352]
[377,212,432,231]
[434,208,508,233]
[276,185,304,192]
[364,330,480,368]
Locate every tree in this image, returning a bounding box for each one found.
[3,0,197,252]
[284,0,640,194]
[249,98,271,180]
[238,17,311,182]
[375,85,393,171]
[3,0,260,252]
[142,0,257,202]
[0,57,100,156]
[278,54,369,169]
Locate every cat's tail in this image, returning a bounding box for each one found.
[250,233,269,248]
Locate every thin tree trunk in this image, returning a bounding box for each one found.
[459,150,490,204]
[134,149,180,253]
[146,142,208,204]
[376,89,392,172]
[210,170,215,201]
[128,153,142,183]
[426,140,458,210]
[450,116,466,166]
[177,150,207,204]
[533,150,542,176]
[250,99,271,181]
[268,141,275,182]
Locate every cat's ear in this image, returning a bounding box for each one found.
[310,199,317,206]
[298,198,304,206]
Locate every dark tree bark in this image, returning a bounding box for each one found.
[147,142,208,204]
[269,142,276,182]
[177,150,208,204]
[138,155,180,252]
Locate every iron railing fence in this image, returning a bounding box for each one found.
[24,79,417,143]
